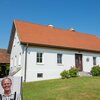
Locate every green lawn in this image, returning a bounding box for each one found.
[23,77,100,100]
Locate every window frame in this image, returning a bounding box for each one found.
[57,53,62,64]
[36,52,43,64]
[93,57,96,65]
[18,53,21,66]
[37,73,43,78]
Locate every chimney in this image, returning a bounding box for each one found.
[69,27,75,32]
[48,24,54,28]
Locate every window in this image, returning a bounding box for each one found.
[93,57,96,65]
[17,41,20,44]
[57,54,62,64]
[86,58,89,62]
[13,37,16,47]
[14,55,17,67]
[18,53,21,66]
[37,73,43,78]
[36,53,43,63]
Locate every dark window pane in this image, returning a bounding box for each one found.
[40,53,42,57]
[37,58,39,62]
[57,54,62,64]
[93,57,96,65]
[37,73,43,78]
[37,53,39,57]
[40,58,42,62]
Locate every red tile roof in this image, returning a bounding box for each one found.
[12,20,100,52]
[0,49,10,63]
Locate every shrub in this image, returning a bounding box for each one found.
[91,65,100,76]
[69,67,79,77]
[60,70,69,79]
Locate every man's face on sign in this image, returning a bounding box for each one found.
[2,78,12,92]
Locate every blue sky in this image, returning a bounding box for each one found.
[0,0,100,48]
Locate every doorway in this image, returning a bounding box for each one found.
[75,54,83,71]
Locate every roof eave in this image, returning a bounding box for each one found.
[21,42,100,53]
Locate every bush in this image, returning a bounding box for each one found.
[60,67,79,79]
[91,66,100,76]
[60,70,69,79]
[69,67,79,77]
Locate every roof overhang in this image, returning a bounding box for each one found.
[21,42,100,53]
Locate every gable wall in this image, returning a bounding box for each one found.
[10,31,24,78]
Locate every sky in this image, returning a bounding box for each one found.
[0,0,100,49]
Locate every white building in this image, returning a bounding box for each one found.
[8,20,100,82]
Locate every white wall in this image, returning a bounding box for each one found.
[25,47,75,82]
[83,53,100,72]
[10,31,24,78]
[25,47,100,82]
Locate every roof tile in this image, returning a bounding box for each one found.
[14,20,100,52]
[0,49,10,63]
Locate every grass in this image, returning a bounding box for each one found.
[23,76,100,100]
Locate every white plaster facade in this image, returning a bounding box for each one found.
[10,31,100,82]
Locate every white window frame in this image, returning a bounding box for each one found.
[36,52,43,64]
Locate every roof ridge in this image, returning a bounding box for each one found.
[14,20,70,32]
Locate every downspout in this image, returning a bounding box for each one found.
[24,43,28,82]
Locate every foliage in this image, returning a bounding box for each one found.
[0,64,10,78]
[60,67,79,79]
[69,67,79,77]
[91,65,100,76]
[6,64,10,75]
[60,70,69,79]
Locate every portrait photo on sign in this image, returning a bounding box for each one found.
[0,76,22,100]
